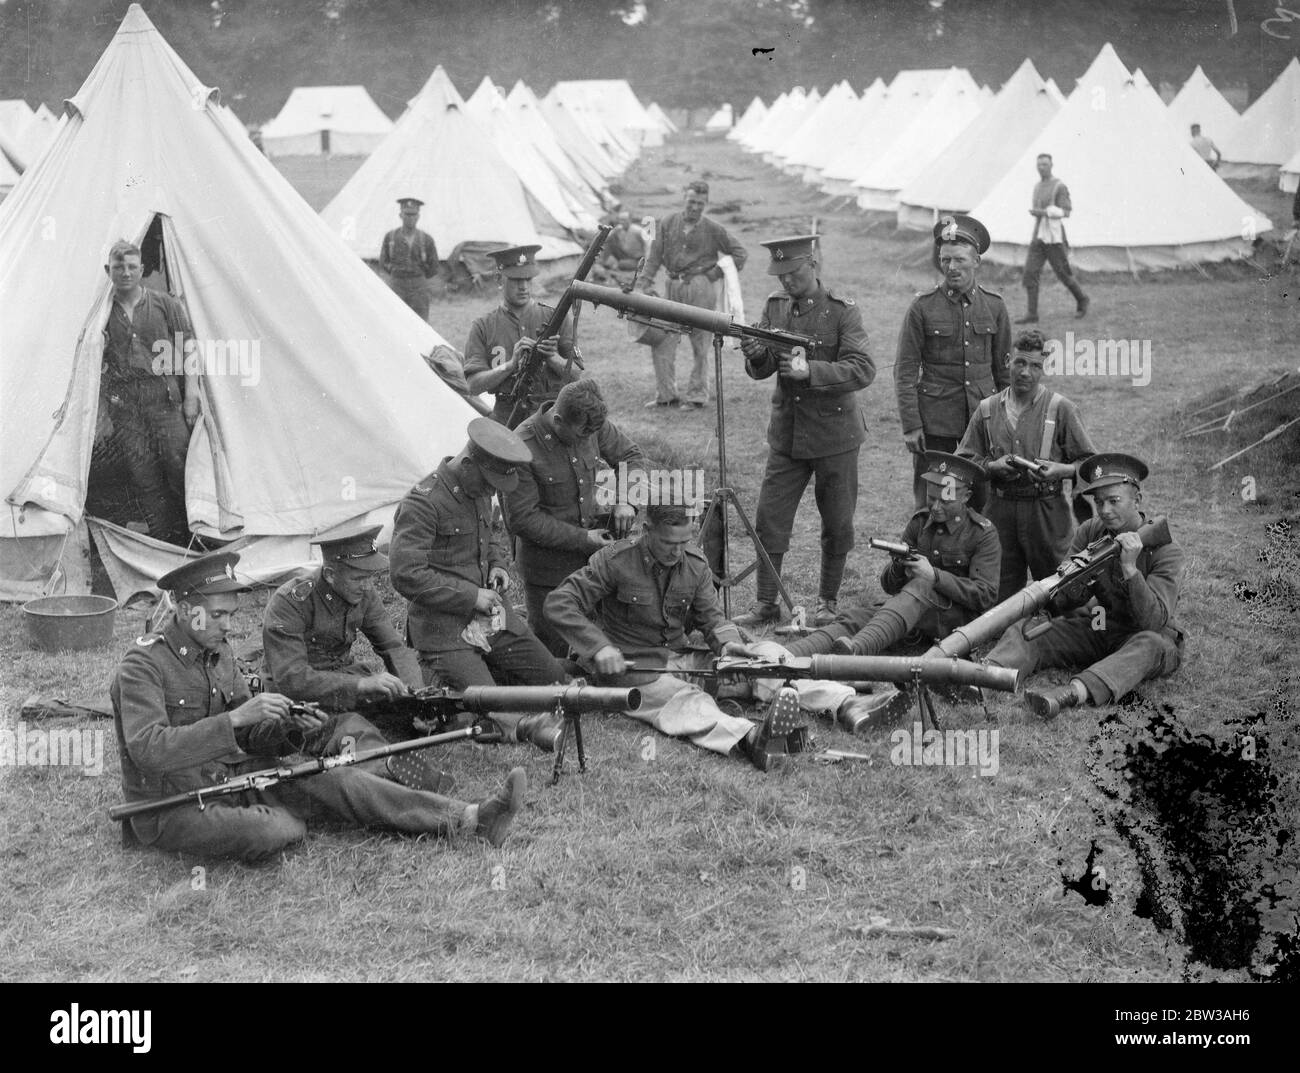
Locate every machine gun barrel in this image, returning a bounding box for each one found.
[570,281,813,352]
[451,684,641,714]
[931,515,1171,658]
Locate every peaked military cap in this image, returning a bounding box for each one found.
[312,522,387,571]
[1076,453,1149,496]
[761,234,819,276]
[490,243,542,279]
[397,197,425,210]
[933,213,990,254]
[685,180,709,196]
[156,550,245,599]
[466,417,532,492]
[920,450,985,490]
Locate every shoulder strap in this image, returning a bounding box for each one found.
[979,394,996,422]
[1039,392,1063,461]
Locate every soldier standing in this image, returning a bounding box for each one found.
[1018,154,1090,323]
[379,197,440,320]
[637,180,747,409]
[895,214,1011,510]
[735,235,875,628]
[463,244,582,428]
[956,329,1096,602]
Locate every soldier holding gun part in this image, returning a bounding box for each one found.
[780,452,1000,727]
[957,329,1095,602]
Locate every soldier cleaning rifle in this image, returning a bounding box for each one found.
[110,550,527,860]
[979,453,1185,719]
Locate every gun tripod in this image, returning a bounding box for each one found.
[551,703,587,785]
[697,332,795,619]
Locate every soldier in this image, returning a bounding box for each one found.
[379,197,441,321]
[96,239,198,544]
[110,550,526,861]
[463,243,582,429]
[637,180,747,409]
[544,504,882,767]
[985,453,1184,719]
[781,452,1000,727]
[261,521,423,709]
[957,329,1096,602]
[389,418,567,750]
[502,379,648,656]
[1018,153,1090,323]
[895,214,1011,511]
[602,210,649,271]
[735,235,875,628]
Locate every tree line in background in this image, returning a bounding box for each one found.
[1,0,1294,123]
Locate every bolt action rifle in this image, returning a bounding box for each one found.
[505,224,613,428]
[109,718,499,823]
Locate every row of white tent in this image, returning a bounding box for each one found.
[262,79,676,160]
[727,45,1282,271]
[0,6,673,601]
[260,73,674,262]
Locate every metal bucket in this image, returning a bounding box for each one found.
[22,595,119,652]
[626,314,672,348]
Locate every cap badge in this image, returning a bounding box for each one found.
[517,253,527,264]
[774,248,785,260]
[938,461,948,473]
[940,217,958,242]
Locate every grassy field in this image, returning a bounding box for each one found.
[2,135,1297,983]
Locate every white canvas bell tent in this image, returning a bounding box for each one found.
[646,102,677,135]
[796,79,884,184]
[1166,65,1240,146]
[537,89,625,182]
[0,5,477,602]
[323,68,582,262]
[1281,144,1300,193]
[851,67,985,211]
[259,84,394,157]
[506,80,611,205]
[971,44,1272,272]
[1219,57,1300,178]
[896,59,1063,231]
[466,77,599,234]
[728,96,766,142]
[705,103,733,131]
[817,69,954,195]
[549,79,656,151]
[776,80,857,176]
[737,91,785,150]
[0,123,24,197]
[758,87,821,164]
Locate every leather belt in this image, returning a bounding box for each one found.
[667,271,702,283]
[993,484,1063,501]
